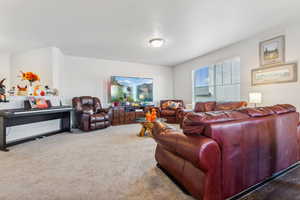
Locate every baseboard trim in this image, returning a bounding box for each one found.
[228,162,300,200]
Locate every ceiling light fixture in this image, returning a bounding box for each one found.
[149,38,165,48]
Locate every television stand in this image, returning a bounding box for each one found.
[111,106,147,125]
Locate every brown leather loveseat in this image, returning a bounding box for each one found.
[153,104,300,200]
[177,101,247,128]
[72,96,112,131]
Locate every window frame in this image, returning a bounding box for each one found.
[192,57,241,104]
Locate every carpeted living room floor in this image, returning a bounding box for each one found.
[0,124,300,200]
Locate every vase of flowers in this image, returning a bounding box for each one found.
[20,71,40,96]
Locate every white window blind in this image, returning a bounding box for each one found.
[193,57,241,102]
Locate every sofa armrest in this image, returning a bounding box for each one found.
[99,107,113,122]
[177,108,194,128]
[153,121,221,200]
[79,113,91,131]
[153,121,221,172]
[298,122,300,158]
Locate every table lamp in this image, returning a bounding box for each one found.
[249,92,262,107]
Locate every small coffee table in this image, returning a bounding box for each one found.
[136,118,167,137]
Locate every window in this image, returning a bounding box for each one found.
[193,57,240,103]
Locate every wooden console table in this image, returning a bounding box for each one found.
[0,106,73,152]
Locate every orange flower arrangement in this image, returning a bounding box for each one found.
[20,71,40,84]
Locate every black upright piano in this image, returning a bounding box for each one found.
[0,106,73,152]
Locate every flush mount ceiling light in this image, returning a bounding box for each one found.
[149,38,165,48]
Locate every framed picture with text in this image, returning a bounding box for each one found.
[259,35,285,66]
[252,63,297,86]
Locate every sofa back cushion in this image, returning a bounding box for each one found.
[182,110,249,135]
[194,101,247,113]
[194,101,216,112]
[183,104,299,199]
[72,96,103,114]
[215,101,247,111]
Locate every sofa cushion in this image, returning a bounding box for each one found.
[90,113,109,122]
[161,109,176,116]
[215,101,247,111]
[194,102,216,112]
[267,104,296,114]
[239,107,275,117]
[183,111,249,135]
[82,105,94,115]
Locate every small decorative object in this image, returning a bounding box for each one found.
[260,35,285,66]
[20,71,40,96]
[40,90,46,96]
[151,108,157,122]
[33,84,46,96]
[0,79,6,95]
[146,111,152,122]
[33,85,41,96]
[28,97,48,109]
[8,86,16,96]
[17,85,28,96]
[0,79,8,102]
[44,85,59,96]
[249,92,262,107]
[53,88,59,96]
[252,63,297,86]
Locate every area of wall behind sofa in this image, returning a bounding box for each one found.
[60,56,174,106]
[173,21,300,110]
[0,53,11,88]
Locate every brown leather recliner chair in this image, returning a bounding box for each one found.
[72,96,112,131]
[153,104,300,200]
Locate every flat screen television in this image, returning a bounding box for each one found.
[110,76,153,103]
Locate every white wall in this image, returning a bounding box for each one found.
[6,47,173,106]
[0,53,11,88]
[173,22,300,110]
[52,47,64,90]
[61,56,174,106]
[10,47,58,88]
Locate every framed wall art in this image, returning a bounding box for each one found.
[259,35,285,66]
[252,63,297,86]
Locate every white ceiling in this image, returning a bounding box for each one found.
[0,0,300,66]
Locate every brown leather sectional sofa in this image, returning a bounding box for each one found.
[177,101,247,128]
[152,104,300,200]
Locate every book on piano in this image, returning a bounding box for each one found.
[28,97,49,109]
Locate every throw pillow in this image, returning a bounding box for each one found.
[168,101,180,110]
[162,101,171,109]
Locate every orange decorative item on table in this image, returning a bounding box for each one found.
[151,108,157,121]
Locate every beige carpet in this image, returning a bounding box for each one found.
[1,124,300,200]
[0,124,192,200]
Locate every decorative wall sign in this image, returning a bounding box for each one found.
[252,63,297,86]
[259,35,285,66]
